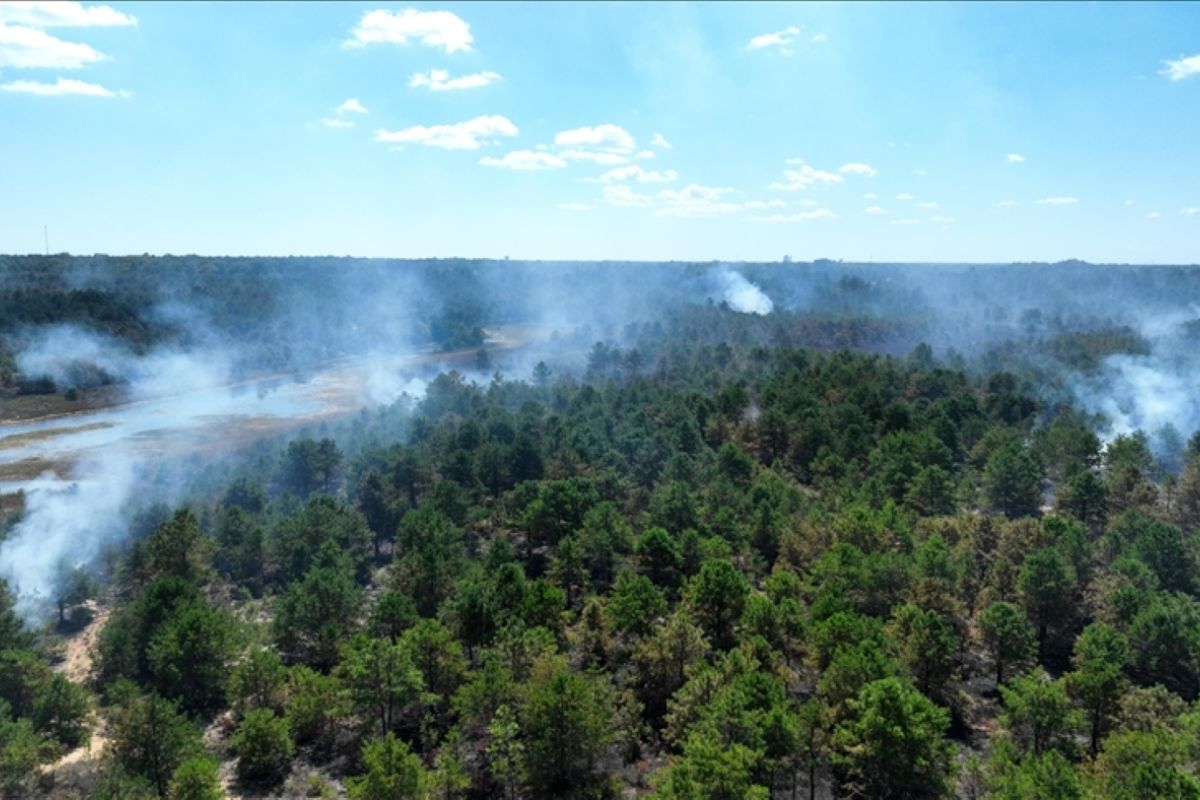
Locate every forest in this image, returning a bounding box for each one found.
[3,257,1200,798]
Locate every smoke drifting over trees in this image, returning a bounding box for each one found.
[3,253,1200,798]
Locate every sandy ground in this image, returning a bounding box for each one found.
[41,602,111,797]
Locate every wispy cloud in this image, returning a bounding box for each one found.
[1146,212,1161,219]
[1161,54,1200,81]
[346,8,473,53]
[0,2,136,27]
[751,208,838,223]
[769,161,843,190]
[479,150,567,170]
[409,68,501,92]
[0,22,105,68]
[338,98,367,114]
[375,114,517,149]
[1006,153,1026,163]
[602,184,653,207]
[917,201,938,209]
[1181,207,1199,216]
[319,117,354,128]
[555,124,636,152]
[591,165,678,184]
[1,76,127,96]
[747,25,802,53]
[839,162,877,177]
[655,184,740,218]
[560,149,629,166]
[865,206,887,215]
[895,193,914,201]
[650,132,671,149]
[930,215,954,224]
[1036,196,1079,205]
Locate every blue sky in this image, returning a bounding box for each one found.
[1,1,1198,262]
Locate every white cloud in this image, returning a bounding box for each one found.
[864,192,877,200]
[409,68,501,91]
[895,193,914,201]
[1006,153,1026,163]
[810,32,827,43]
[650,132,671,149]
[560,149,629,165]
[338,98,367,114]
[892,218,922,225]
[1124,199,1135,206]
[593,165,678,184]
[839,162,877,177]
[346,8,473,53]
[636,150,655,160]
[0,2,136,27]
[917,201,938,209]
[997,200,1017,207]
[0,75,126,96]
[554,124,636,152]
[1161,54,1200,81]
[1146,212,1161,219]
[769,162,843,190]
[912,168,927,176]
[1181,207,1200,216]
[743,199,788,210]
[374,114,517,149]
[655,184,743,218]
[865,206,887,215]
[602,184,653,207]
[480,150,567,170]
[319,117,354,128]
[557,202,591,212]
[930,215,954,224]
[1036,196,1079,205]
[748,25,802,52]
[0,22,105,68]
[750,208,838,223]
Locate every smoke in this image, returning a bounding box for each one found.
[1,459,136,619]
[16,324,233,397]
[711,267,773,315]
[6,256,1200,618]
[1069,309,1200,463]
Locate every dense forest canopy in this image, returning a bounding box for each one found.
[3,257,1200,798]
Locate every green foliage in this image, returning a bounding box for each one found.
[168,756,223,800]
[653,731,768,800]
[998,670,1081,758]
[684,559,749,650]
[274,540,363,669]
[231,708,294,785]
[0,706,43,799]
[31,673,90,749]
[832,677,955,799]
[983,740,1083,800]
[105,684,202,796]
[521,666,615,798]
[984,438,1044,519]
[980,601,1037,685]
[609,570,668,636]
[147,600,238,714]
[1088,729,1200,800]
[228,647,287,716]
[347,732,428,800]
[336,634,425,736]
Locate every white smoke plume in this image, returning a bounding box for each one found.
[711,267,774,315]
